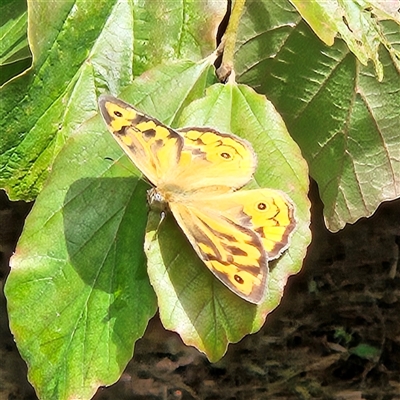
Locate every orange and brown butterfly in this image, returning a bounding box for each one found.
[98,94,296,304]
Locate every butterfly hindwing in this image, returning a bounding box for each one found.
[169,201,268,304]
[168,188,295,303]
[211,188,297,259]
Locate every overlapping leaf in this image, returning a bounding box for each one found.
[5,120,157,400]
[235,0,400,231]
[289,0,400,80]
[5,60,217,400]
[0,0,223,200]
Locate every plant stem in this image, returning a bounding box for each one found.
[217,0,246,82]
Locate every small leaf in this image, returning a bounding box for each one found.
[350,343,381,361]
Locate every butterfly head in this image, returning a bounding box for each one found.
[147,188,168,213]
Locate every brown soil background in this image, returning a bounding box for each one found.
[1,184,399,400]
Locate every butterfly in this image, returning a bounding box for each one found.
[98,94,296,304]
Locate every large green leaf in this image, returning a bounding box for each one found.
[145,83,310,361]
[5,118,157,399]
[5,59,217,399]
[0,0,223,201]
[235,0,400,231]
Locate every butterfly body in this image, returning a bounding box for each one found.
[99,95,296,304]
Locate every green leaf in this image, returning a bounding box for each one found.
[289,0,400,80]
[0,0,132,200]
[5,59,217,399]
[289,0,339,45]
[350,343,381,361]
[130,0,225,76]
[235,3,400,231]
[118,59,218,127]
[0,0,223,201]
[233,0,301,86]
[0,0,30,65]
[0,0,31,85]
[145,83,310,361]
[5,116,158,399]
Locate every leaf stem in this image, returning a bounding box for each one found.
[217,0,246,82]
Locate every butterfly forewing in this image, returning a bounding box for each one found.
[175,128,257,190]
[98,95,183,186]
[99,96,256,192]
